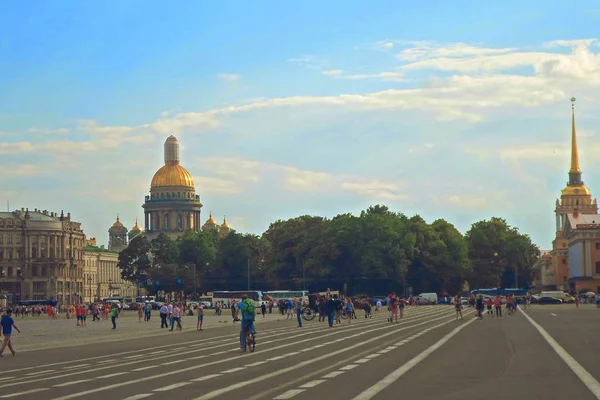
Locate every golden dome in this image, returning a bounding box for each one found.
[151,164,194,188]
[221,216,231,230]
[112,215,124,228]
[204,212,217,226]
[562,184,592,196]
[131,218,142,232]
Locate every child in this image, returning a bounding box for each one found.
[485,297,494,316]
[0,308,20,356]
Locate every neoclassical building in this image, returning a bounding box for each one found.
[0,209,86,304]
[83,249,137,303]
[551,98,600,294]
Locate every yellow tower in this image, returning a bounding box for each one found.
[551,98,598,290]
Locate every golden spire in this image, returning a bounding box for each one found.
[570,97,581,174]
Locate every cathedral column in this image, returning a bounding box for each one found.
[145,212,149,231]
[195,211,200,231]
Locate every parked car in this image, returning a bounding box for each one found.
[417,293,438,305]
[538,296,562,305]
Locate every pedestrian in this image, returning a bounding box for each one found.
[295,298,303,327]
[110,305,118,329]
[454,295,463,320]
[196,303,204,331]
[170,304,182,331]
[261,302,267,318]
[494,295,502,317]
[0,308,20,357]
[159,304,169,328]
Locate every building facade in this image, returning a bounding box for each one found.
[0,209,85,304]
[108,215,128,252]
[551,98,600,294]
[84,249,137,303]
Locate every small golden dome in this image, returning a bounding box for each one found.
[151,164,194,188]
[221,216,231,230]
[112,215,124,228]
[131,218,142,232]
[204,212,217,226]
[562,184,592,196]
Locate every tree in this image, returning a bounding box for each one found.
[177,230,217,293]
[466,217,539,290]
[117,235,152,283]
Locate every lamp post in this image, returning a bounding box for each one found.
[302,258,305,292]
[87,276,92,303]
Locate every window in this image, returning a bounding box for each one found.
[562,259,566,264]
[7,267,12,277]
[0,236,3,243]
[32,247,37,258]
[596,243,600,250]
[596,261,600,275]
[16,236,21,244]
[7,236,11,244]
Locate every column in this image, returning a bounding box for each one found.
[46,235,50,259]
[196,211,201,231]
[145,212,149,231]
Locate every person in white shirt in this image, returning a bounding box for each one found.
[167,303,174,327]
[159,304,169,329]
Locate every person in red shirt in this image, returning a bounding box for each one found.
[485,298,494,316]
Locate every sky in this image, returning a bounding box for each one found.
[1,1,600,249]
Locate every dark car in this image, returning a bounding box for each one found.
[538,296,562,305]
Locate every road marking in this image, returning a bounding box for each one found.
[25,370,55,376]
[154,382,192,391]
[148,350,167,354]
[53,379,92,387]
[63,364,91,369]
[161,360,181,366]
[191,374,222,382]
[132,366,159,371]
[299,380,326,388]
[98,372,129,379]
[551,313,557,316]
[45,308,452,400]
[299,348,311,352]
[211,351,229,355]
[222,367,246,373]
[268,356,286,361]
[340,364,359,370]
[124,354,146,359]
[365,354,381,359]
[0,378,14,383]
[198,310,468,400]
[354,359,371,364]
[0,388,49,398]
[187,355,208,360]
[287,351,300,356]
[322,371,345,378]
[351,317,476,400]
[246,361,267,367]
[520,308,600,398]
[122,395,154,400]
[273,389,305,399]
[97,359,118,363]
[377,349,391,354]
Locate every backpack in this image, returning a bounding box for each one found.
[242,299,255,316]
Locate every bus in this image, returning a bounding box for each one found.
[212,291,264,307]
[17,300,59,307]
[264,290,308,302]
[471,288,528,297]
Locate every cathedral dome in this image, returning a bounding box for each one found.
[131,218,142,232]
[221,216,231,230]
[204,212,217,226]
[151,164,195,188]
[150,135,195,188]
[111,215,124,228]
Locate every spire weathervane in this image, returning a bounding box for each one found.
[568,97,582,184]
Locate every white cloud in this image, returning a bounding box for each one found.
[218,73,241,81]
[194,176,240,195]
[0,164,49,176]
[340,181,408,201]
[27,128,70,134]
[322,69,344,77]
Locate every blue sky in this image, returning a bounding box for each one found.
[1,1,600,248]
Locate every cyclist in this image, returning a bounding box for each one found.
[236,294,256,349]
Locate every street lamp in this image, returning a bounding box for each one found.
[87,276,92,303]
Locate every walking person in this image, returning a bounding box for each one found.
[159,304,169,328]
[494,295,502,317]
[261,302,267,318]
[454,295,463,320]
[294,298,303,327]
[170,304,182,331]
[110,305,118,329]
[475,295,484,320]
[196,303,204,331]
[0,309,20,357]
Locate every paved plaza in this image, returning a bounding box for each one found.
[0,304,599,400]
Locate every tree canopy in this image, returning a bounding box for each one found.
[117,205,540,297]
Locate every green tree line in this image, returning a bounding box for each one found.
[117,205,540,297]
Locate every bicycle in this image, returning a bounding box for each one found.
[301,306,316,321]
[245,329,255,353]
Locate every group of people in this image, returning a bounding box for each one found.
[455,294,528,320]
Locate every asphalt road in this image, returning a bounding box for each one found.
[0,304,599,400]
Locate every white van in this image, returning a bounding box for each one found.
[417,293,438,305]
